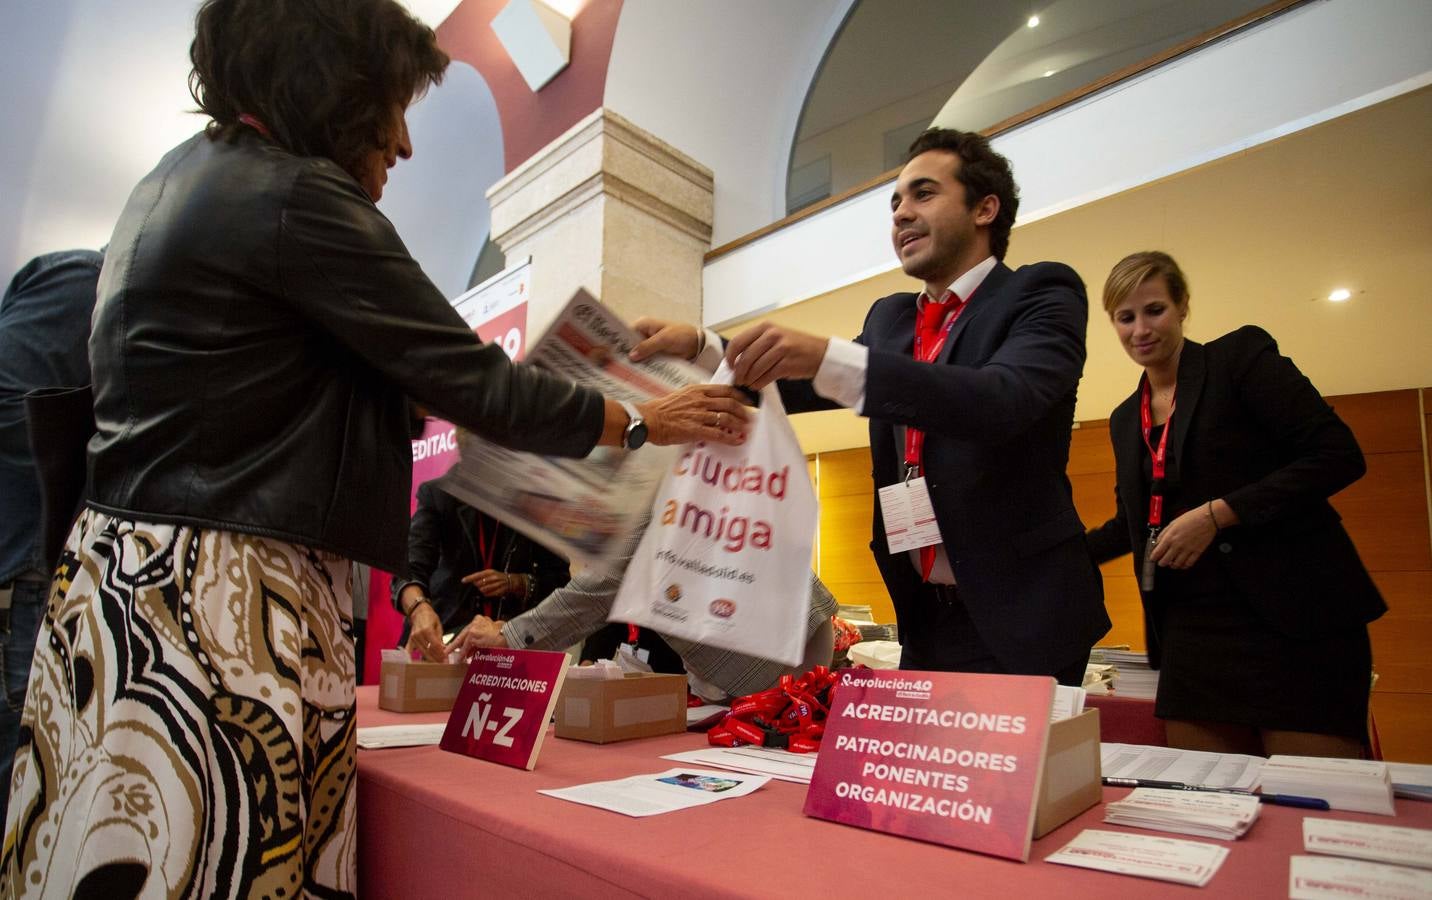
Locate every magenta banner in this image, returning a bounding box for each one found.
[803,670,1055,861]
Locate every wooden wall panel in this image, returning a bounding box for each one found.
[1366,571,1432,693]
[1327,390,1422,454]
[1371,693,1432,764]
[1068,422,1114,475]
[1332,452,1432,572]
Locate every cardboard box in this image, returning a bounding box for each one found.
[378,660,469,713]
[554,672,687,743]
[1032,708,1103,838]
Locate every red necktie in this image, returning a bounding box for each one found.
[911,292,965,582]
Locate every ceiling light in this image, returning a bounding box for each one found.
[1327,288,1352,302]
[1028,15,1040,28]
[1043,69,1056,78]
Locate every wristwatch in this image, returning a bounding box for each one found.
[619,400,648,450]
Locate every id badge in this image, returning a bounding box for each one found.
[1141,530,1159,591]
[878,476,943,555]
[619,642,650,665]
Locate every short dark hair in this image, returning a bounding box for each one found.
[905,129,1019,260]
[189,0,449,179]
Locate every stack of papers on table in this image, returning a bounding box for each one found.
[1389,762,1432,802]
[356,724,447,749]
[1261,756,1395,815]
[662,746,818,784]
[1101,743,1265,791]
[1095,648,1159,699]
[1104,788,1261,840]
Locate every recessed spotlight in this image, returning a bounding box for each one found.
[1043,69,1056,77]
[1327,288,1352,302]
[1028,15,1040,28]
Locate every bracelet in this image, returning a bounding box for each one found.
[1206,501,1220,531]
[406,596,434,618]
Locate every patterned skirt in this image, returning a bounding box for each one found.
[1,510,357,899]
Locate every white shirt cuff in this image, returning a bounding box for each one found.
[812,337,866,413]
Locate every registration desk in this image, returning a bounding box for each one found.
[355,685,1427,898]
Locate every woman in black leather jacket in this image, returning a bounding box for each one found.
[0,1,747,896]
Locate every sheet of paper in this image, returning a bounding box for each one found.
[1051,685,1087,721]
[356,724,448,749]
[1388,762,1432,801]
[685,704,729,728]
[1044,829,1230,887]
[1304,818,1432,870]
[662,746,818,784]
[538,767,770,817]
[1100,742,1264,790]
[1290,855,1432,900]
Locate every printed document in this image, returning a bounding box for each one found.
[1100,742,1264,790]
[441,291,708,571]
[538,767,770,817]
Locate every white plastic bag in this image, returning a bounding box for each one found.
[609,364,818,666]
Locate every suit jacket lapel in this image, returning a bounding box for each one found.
[1112,389,1146,526]
[937,262,1011,364]
[1171,337,1205,482]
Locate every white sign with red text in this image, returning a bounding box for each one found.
[609,366,817,667]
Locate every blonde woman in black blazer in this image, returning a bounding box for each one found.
[1087,251,1384,758]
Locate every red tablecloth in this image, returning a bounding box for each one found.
[355,686,1428,899]
[1087,693,1167,746]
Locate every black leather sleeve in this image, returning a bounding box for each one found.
[277,160,605,457]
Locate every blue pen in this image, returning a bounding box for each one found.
[1260,794,1330,810]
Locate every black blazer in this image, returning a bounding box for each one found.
[393,480,571,637]
[1087,326,1385,662]
[781,261,1109,675]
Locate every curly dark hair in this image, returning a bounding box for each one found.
[189,0,449,179]
[906,129,1020,260]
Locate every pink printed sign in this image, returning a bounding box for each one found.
[440,648,570,770]
[803,671,1055,862]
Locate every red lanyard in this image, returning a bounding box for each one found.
[475,519,498,571]
[1139,377,1175,527]
[237,113,272,139]
[903,294,970,473]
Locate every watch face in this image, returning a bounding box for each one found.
[627,421,648,449]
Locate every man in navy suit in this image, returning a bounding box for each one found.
[633,129,1107,684]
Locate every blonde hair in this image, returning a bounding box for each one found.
[1102,251,1190,317]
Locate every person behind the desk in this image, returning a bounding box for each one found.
[1086,250,1384,758]
[393,480,571,661]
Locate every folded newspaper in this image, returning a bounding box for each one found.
[440,291,707,572]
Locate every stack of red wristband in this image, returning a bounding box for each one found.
[707,665,839,753]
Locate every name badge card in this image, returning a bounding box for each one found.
[440,648,570,771]
[803,670,1054,861]
[877,476,942,554]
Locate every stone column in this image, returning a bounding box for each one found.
[486,107,714,338]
